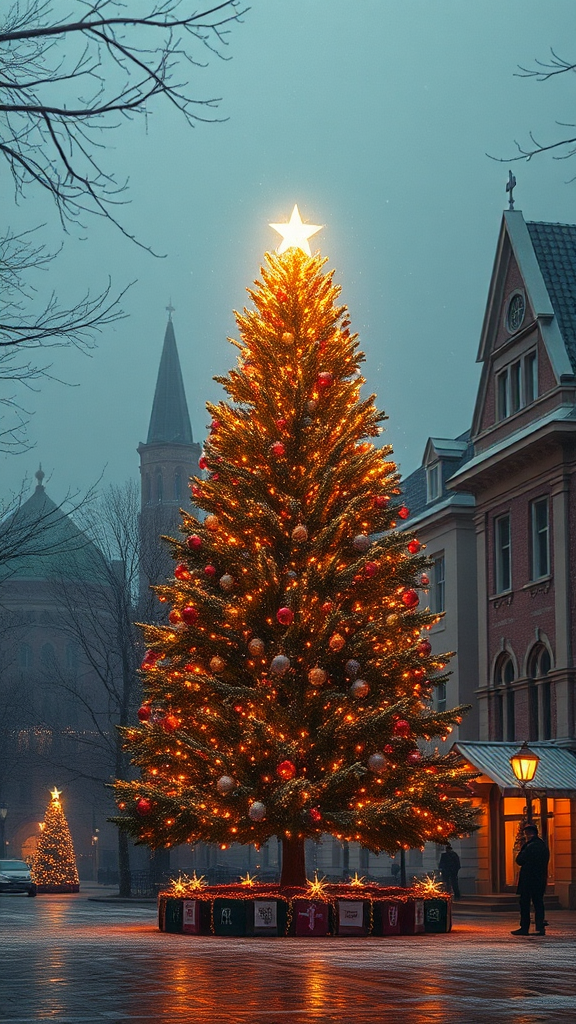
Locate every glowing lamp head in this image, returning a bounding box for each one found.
[510,741,540,783]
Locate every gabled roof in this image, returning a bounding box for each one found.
[527,221,576,373]
[472,211,575,438]
[146,318,193,445]
[401,431,473,520]
[0,477,108,584]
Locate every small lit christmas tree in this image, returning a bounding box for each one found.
[33,788,80,893]
[114,207,478,887]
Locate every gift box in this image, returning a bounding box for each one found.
[213,898,249,936]
[182,899,211,935]
[163,897,184,934]
[423,898,452,933]
[399,898,425,934]
[251,899,288,936]
[336,900,369,936]
[373,900,401,936]
[293,900,331,936]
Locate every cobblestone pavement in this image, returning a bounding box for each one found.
[1,891,575,1024]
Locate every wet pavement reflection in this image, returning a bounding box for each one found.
[1,892,575,1023]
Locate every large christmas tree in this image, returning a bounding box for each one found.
[114,208,477,886]
[33,788,80,893]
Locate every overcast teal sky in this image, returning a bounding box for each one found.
[2,0,575,504]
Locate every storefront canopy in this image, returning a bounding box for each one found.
[452,741,576,797]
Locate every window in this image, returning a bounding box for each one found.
[156,472,163,504]
[524,351,538,405]
[495,654,515,687]
[40,643,56,668]
[506,688,516,742]
[174,470,182,502]
[507,293,526,333]
[18,643,33,669]
[432,554,445,613]
[531,498,550,580]
[510,361,522,414]
[66,643,78,671]
[436,681,447,713]
[494,691,504,741]
[427,464,440,502]
[144,474,151,504]
[497,370,508,421]
[495,515,511,593]
[528,645,553,740]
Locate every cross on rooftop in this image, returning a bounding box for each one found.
[506,170,516,211]
[166,300,176,320]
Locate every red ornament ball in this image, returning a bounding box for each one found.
[402,589,419,609]
[398,506,410,519]
[187,534,202,551]
[136,797,152,817]
[277,606,294,626]
[374,495,390,509]
[162,715,179,733]
[210,419,220,432]
[174,563,192,581]
[420,574,430,587]
[137,704,151,722]
[191,483,202,498]
[407,750,422,764]
[321,601,334,615]
[277,760,296,780]
[317,371,333,388]
[364,561,378,578]
[270,441,286,458]
[418,639,432,657]
[204,564,217,578]
[393,718,412,738]
[198,454,209,470]
[168,609,182,625]
[309,807,322,824]
[407,538,421,554]
[383,744,394,755]
[182,605,199,625]
[275,418,288,430]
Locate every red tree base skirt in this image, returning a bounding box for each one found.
[158,883,451,936]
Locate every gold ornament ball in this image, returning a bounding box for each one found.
[205,514,219,531]
[386,614,398,625]
[282,331,294,344]
[210,656,226,673]
[306,399,318,413]
[308,666,327,686]
[219,574,234,592]
[248,637,265,657]
[291,524,308,543]
[329,633,345,652]
[351,678,369,698]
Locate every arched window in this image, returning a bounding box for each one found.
[41,643,55,668]
[156,472,163,504]
[18,643,33,669]
[528,644,553,741]
[174,470,182,502]
[144,474,151,504]
[494,654,515,742]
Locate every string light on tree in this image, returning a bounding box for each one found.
[113,207,478,888]
[32,788,80,893]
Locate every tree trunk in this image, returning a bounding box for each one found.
[280,837,307,887]
[118,830,131,898]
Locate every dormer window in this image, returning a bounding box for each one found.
[427,463,440,502]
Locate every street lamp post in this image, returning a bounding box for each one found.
[510,741,540,824]
[0,806,7,856]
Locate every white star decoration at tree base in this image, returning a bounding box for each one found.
[269,204,323,255]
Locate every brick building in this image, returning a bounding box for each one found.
[402,208,576,906]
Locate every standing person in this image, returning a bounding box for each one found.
[438,843,461,899]
[511,824,550,936]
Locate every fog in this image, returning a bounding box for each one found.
[2,0,575,504]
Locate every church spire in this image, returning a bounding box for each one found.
[146,315,193,445]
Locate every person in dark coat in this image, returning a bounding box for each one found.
[439,843,461,899]
[511,824,550,936]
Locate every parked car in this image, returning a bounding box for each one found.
[0,859,37,896]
